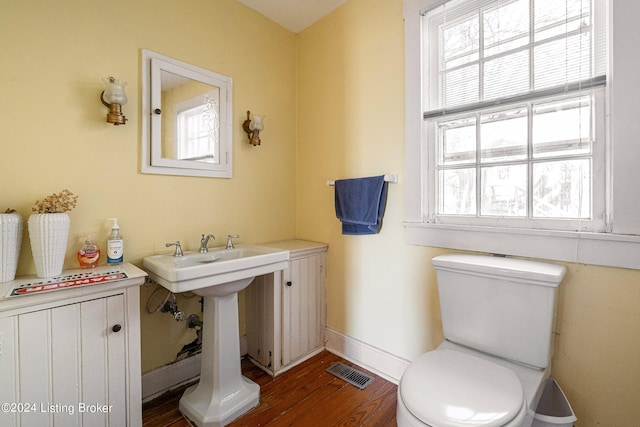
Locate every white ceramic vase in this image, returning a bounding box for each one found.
[28,213,70,278]
[0,212,23,283]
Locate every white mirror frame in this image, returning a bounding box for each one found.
[141,49,233,178]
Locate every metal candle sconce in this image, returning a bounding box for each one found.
[101,76,128,125]
[242,110,264,146]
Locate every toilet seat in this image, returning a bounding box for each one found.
[400,349,524,427]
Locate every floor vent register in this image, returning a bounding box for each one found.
[326,362,374,390]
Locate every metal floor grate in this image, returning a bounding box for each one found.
[326,362,374,390]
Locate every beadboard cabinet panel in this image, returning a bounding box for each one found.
[247,240,327,376]
[10,295,125,427]
[50,303,82,426]
[281,251,326,366]
[246,273,278,371]
[0,263,145,427]
[0,316,18,426]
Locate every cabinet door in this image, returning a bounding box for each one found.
[0,294,126,427]
[80,295,127,426]
[281,253,326,366]
[0,316,18,426]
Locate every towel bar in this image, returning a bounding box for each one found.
[327,173,398,186]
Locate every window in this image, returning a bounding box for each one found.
[423,0,607,232]
[403,0,640,270]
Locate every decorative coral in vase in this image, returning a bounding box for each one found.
[28,190,78,278]
[0,209,23,283]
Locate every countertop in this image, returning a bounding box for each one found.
[260,240,328,258]
[0,262,147,314]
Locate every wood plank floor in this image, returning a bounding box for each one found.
[142,351,398,427]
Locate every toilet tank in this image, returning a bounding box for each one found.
[432,254,566,369]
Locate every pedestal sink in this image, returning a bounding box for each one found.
[143,245,289,427]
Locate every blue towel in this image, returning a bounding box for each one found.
[334,175,387,235]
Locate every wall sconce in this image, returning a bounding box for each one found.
[242,110,264,146]
[101,76,128,125]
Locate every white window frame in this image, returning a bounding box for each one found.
[403,0,640,270]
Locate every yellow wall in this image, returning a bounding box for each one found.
[0,0,297,372]
[296,0,640,426]
[2,0,639,425]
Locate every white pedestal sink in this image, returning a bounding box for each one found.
[143,245,289,427]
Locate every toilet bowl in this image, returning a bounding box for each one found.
[397,342,547,427]
[397,254,567,427]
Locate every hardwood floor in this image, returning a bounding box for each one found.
[142,351,398,427]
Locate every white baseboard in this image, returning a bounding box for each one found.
[142,335,248,402]
[324,327,410,385]
[142,353,202,402]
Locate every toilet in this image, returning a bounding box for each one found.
[397,254,567,427]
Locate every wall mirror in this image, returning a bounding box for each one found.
[141,49,233,178]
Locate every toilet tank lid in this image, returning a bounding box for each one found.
[432,254,566,286]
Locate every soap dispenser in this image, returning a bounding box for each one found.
[77,235,100,268]
[107,218,124,265]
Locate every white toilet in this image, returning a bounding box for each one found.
[397,254,567,427]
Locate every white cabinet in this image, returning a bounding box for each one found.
[246,240,327,376]
[0,263,146,427]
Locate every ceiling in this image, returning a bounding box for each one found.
[235,0,349,33]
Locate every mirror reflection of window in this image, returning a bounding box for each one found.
[175,92,220,163]
[160,70,221,163]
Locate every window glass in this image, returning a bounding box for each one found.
[439,117,476,165]
[532,97,591,158]
[480,109,527,163]
[439,168,477,215]
[532,159,590,218]
[481,164,527,217]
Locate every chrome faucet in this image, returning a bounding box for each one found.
[199,234,215,253]
[166,241,183,257]
[226,234,240,250]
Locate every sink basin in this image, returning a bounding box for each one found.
[143,245,289,295]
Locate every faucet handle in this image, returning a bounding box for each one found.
[226,234,240,250]
[166,241,183,257]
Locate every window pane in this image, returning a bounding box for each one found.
[439,168,476,215]
[443,16,480,69]
[534,33,592,89]
[533,159,590,218]
[483,0,529,57]
[439,117,476,165]
[534,0,590,42]
[483,50,529,99]
[532,96,591,158]
[480,108,527,163]
[480,164,527,216]
[444,65,479,106]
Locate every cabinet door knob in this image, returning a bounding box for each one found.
[112,324,122,333]
[286,281,292,287]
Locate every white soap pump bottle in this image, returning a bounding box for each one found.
[107,217,124,265]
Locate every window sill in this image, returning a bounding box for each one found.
[404,222,640,270]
